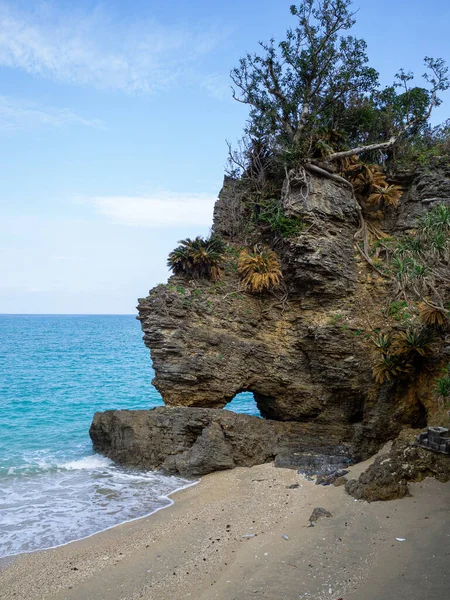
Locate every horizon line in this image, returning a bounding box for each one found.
[0,313,138,316]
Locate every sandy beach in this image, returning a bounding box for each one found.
[1,459,449,600]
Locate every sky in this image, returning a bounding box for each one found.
[1,0,449,314]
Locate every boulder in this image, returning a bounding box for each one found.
[90,407,352,478]
[345,429,450,501]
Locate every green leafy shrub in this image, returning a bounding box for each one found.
[254,199,306,238]
[434,365,450,405]
[167,235,226,281]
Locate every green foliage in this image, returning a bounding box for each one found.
[371,325,436,384]
[434,365,450,404]
[394,326,437,358]
[328,313,344,326]
[386,300,411,322]
[384,204,450,300]
[167,235,226,281]
[231,0,378,146]
[229,1,448,172]
[254,199,306,238]
[371,332,392,352]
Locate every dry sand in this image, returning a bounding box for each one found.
[1,459,449,600]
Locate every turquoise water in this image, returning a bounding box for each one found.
[0,314,258,558]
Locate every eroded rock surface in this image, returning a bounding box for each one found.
[345,429,450,501]
[89,407,352,477]
[136,172,439,460]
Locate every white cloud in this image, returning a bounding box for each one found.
[0,2,222,93]
[90,192,217,227]
[0,96,104,131]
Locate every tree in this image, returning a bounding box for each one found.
[230,0,449,162]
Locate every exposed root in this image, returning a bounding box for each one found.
[303,162,387,278]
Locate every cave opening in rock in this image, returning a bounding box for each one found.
[223,392,261,417]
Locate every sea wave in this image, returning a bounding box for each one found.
[0,453,194,559]
[60,455,113,470]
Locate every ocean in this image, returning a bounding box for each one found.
[0,314,258,559]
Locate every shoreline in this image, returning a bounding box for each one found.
[1,460,450,600]
[0,477,200,564]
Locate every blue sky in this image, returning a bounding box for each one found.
[1,0,449,314]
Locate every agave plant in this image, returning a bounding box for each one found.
[394,326,437,358]
[368,184,403,207]
[419,302,449,328]
[372,354,411,384]
[238,246,282,293]
[167,235,226,281]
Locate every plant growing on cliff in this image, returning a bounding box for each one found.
[372,354,411,384]
[434,365,450,406]
[419,302,449,329]
[167,236,226,281]
[230,0,448,167]
[394,326,437,358]
[238,246,282,292]
[254,198,306,238]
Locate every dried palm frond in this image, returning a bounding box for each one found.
[372,354,411,384]
[238,247,282,293]
[369,184,403,207]
[419,302,449,329]
[370,166,387,188]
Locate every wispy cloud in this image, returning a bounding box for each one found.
[0,2,223,94]
[200,74,232,101]
[90,192,216,227]
[0,96,104,131]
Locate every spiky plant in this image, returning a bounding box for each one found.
[394,326,437,358]
[372,354,411,384]
[433,365,450,405]
[167,235,226,281]
[370,167,388,188]
[419,302,449,329]
[368,184,403,207]
[419,204,450,235]
[238,247,282,293]
[371,332,392,353]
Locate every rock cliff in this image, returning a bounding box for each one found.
[136,168,449,460]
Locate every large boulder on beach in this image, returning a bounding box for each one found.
[89,407,352,477]
[345,429,450,501]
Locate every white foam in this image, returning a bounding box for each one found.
[60,455,113,470]
[0,457,196,559]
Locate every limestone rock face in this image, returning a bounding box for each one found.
[137,172,434,460]
[89,407,352,477]
[384,163,450,232]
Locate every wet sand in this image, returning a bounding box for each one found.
[1,460,449,600]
